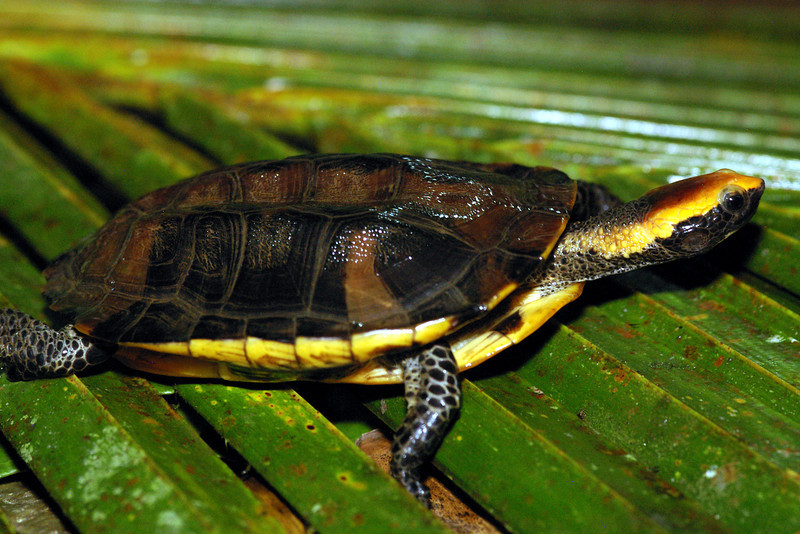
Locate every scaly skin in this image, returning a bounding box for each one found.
[0,309,108,380]
[391,344,461,505]
[536,169,765,297]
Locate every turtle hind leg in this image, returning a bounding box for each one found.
[0,308,109,380]
[391,343,461,505]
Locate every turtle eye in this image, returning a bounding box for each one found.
[719,185,746,213]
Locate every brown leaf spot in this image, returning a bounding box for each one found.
[291,463,307,476]
[699,300,726,312]
[683,345,699,360]
[613,325,639,340]
[611,367,628,383]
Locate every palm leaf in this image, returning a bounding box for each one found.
[0,1,798,532]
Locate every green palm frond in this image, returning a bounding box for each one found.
[0,1,798,532]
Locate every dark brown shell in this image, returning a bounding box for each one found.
[43,154,576,350]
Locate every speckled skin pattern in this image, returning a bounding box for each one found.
[0,309,108,380]
[538,175,765,297]
[391,344,461,505]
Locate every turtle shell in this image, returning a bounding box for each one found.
[43,154,576,381]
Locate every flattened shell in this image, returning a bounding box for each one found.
[43,154,576,369]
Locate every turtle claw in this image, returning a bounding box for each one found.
[0,308,109,380]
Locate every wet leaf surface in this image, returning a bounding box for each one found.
[0,1,798,532]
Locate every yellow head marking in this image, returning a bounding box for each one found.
[644,169,763,240]
[563,169,764,259]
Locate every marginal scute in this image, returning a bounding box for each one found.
[295,336,352,367]
[451,330,513,370]
[449,282,585,374]
[125,340,190,357]
[191,338,248,365]
[412,316,458,345]
[352,328,415,362]
[246,338,297,367]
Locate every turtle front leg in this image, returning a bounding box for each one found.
[391,343,461,505]
[0,308,109,380]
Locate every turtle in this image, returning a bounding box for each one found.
[0,153,764,504]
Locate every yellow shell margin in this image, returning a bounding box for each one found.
[118,313,463,376]
[332,282,585,384]
[115,283,546,384]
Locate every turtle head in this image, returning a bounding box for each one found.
[642,169,764,256]
[536,169,764,292]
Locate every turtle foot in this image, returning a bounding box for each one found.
[391,343,461,506]
[395,470,431,507]
[0,308,109,380]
